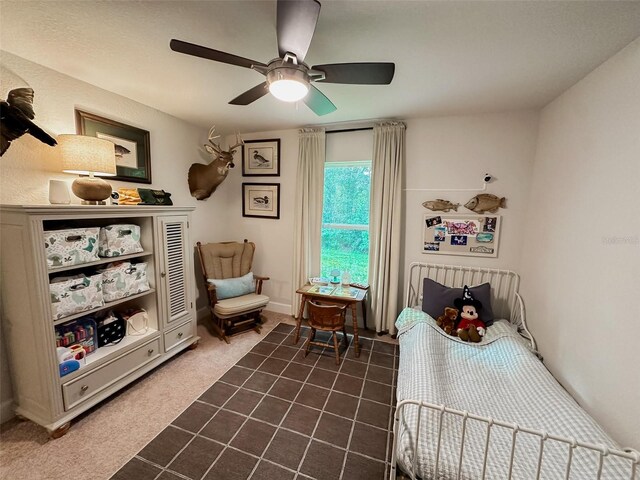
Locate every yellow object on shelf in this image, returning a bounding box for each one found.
[118,188,141,205]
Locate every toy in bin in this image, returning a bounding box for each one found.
[57,345,86,377]
[55,317,97,354]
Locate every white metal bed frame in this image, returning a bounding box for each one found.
[391,262,639,480]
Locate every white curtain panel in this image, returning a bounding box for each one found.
[291,128,326,315]
[369,122,406,333]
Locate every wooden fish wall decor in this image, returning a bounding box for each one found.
[1,87,57,156]
[422,199,460,212]
[464,194,506,214]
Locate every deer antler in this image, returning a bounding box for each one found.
[228,132,244,153]
[205,125,223,154]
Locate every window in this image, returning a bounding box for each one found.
[320,161,371,283]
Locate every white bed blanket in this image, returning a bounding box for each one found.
[395,307,632,479]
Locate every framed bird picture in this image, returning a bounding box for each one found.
[242,183,280,219]
[242,139,280,176]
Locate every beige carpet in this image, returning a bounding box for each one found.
[0,312,397,480]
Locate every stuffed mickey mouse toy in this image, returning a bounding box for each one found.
[454,285,486,343]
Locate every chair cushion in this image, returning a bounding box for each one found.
[208,272,254,300]
[199,242,254,279]
[214,293,269,317]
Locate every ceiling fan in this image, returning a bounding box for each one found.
[169,0,395,116]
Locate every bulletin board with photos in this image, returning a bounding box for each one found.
[422,214,501,257]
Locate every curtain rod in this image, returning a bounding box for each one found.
[326,127,373,135]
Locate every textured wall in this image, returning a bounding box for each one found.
[519,38,640,449]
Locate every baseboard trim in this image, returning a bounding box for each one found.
[0,398,14,424]
[196,306,209,323]
[265,302,292,315]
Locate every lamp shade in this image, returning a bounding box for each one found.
[59,134,117,176]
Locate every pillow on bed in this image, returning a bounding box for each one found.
[421,278,495,326]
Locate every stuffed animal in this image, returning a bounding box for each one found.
[436,307,459,336]
[454,285,486,343]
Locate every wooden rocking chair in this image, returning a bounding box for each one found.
[196,240,270,343]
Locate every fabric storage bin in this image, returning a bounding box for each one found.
[98,224,143,257]
[44,227,100,269]
[99,262,150,302]
[97,313,126,347]
[50,273,104,320]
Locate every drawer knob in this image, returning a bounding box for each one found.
[161,272,167,278]
[178,332,184,338]
[148,348,154,355]
[80,385,89,393]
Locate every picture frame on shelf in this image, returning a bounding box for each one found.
[242,138,280,176]
[75,109,151,184]
[242,183,280,219]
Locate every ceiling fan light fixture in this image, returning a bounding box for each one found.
[267,64,309,102]
[269,79,309,102]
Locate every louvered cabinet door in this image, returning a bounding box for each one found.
[157,216,192,326]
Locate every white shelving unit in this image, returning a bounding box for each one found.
[0,205,198,437]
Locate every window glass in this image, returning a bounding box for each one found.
[320,161,371,283]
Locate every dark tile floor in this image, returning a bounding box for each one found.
[112,323,398,480]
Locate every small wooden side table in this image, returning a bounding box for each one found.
[293,283,369,357]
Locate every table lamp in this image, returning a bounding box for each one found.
[59,134,117,204]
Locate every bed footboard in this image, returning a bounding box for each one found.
[390,400,639,480]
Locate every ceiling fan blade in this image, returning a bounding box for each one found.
[312,62,395,84]
[304,85,336,116]
[229,82,269,105]
[277,0,321,62]
[170,39,266,69]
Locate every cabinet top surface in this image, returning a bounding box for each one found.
[0,204,196,214]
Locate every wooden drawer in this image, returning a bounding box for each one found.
[164,320,194,352]
[62,337,161,410]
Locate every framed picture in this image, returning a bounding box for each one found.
[242,139,280,176]
[75,109,151,183]
[422,214,501,257]
[242,183,280,219]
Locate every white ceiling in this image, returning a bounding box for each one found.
[1,1,639,134]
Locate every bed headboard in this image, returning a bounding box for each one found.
[405,262,536,350]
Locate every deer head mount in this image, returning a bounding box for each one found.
[188,126,243,200]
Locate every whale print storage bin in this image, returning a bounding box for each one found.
[44,227,100,268]
[98,224,143,257]
[100,262,150,302]
[50,273,104,320]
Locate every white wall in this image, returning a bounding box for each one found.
[403,113,539,281]
[520,38,640,449]
[0,52,231,423]
[221,128,299,314]
[227,111,540,316]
